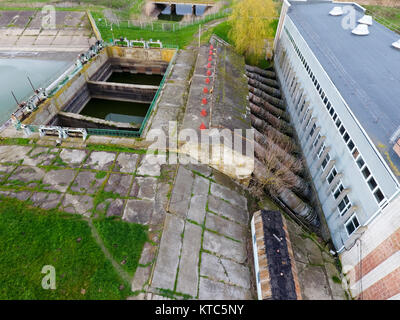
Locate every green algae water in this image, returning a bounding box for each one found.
[0,56,72,125]
[107,72,163,86]
[80,98,150,125]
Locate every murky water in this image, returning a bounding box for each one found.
[107,72,163,86]
[80,98,150,125]
[0,57,72,125]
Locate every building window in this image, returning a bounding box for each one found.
[309,123,316,137]
[352,148,359,159]
[335,118,341,128]
[327,167,337,184]
[347,140,355,151]
[321,153,330,169]
[339,125,345,135]
[367,177,377,190]
[374,188,385,204]
[362,166,371,179]
[317,144,325,158]
[345,214,360,236]
[329,108,335,116]
[356,156,365,168]
[343,132,350,143]
[333,183,344,199]
[338,196,351,215]
[313,133,321,148]
[332,113,337,121]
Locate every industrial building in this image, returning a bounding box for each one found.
[274,0,400,299]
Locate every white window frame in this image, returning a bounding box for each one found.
[345,213,360,236]
[326,166,337,184]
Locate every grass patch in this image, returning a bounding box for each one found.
[0,137,32,146]
[365,5,400,28]
[95,171,107,180]
[87,144,146,154]
[93,217,148,276]
[332,275,342,284]
[0,197,130,299]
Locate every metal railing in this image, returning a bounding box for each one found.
[93,9,230,33]
[365,10,400,34]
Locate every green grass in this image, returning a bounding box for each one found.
[97,21,201,48]
[94,218,148,276]
[365,5,400,31]
[0,197,132,299]
[0,137,32,146]
[87,143,146,154]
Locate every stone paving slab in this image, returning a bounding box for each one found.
[147,105,181,135]
[0,145,31,163]
[0,164,15,179]
[176,222,202,297]
[210,183,247,209]
[185,162,213,178]
[113,152,139,173]
[59,148,87,167]
[152,182,169,227]
[200,252,251,289]
[207,195,248,225]
[69,170,106,194]
[106,198,125,217]
[123,199,153,225]
[159,83,187,107]
[187,175,209,224]
[131,265,152,292]
[151,214,185,290]
[198,277,252,300]
[136,154,164,176]
[104,173,132,197]
[205,212,247,241]
[135,177,157,200]
[168,166,194,218]
[33,35,55,46]
[29,192,62,210]
[202,230,247,264]
[42,169,76,192]
[6,166,46,188]
[60,193,93,216]
[24,147,56,166]
[0,190,32,201]
[83,151,116,171]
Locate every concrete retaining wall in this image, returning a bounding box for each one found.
[88,81,158,103]
[22,46,175,128]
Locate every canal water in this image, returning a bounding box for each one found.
[107,72,163,86]
[80,98,150,125]
[0,55,73,126]
[159,4,206,21]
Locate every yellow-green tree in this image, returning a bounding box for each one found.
[229,0,277,65]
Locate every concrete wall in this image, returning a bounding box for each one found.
[22,46,175,127]
[274,16,399,250]
[340,192,400,299]
[55,111,140,130]
[87,81,157,103]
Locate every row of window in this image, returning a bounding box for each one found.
[284,25,386,207]
[283,26,360,237]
